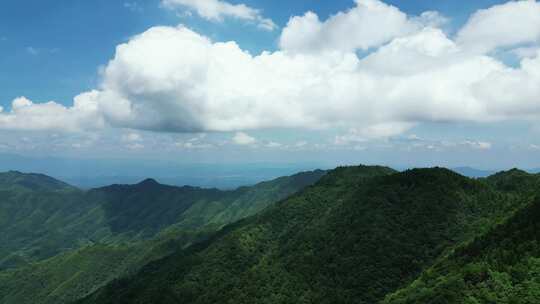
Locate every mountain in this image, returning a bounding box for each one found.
[0,169,326,304]
[0,152,326,189]
[0,170,75,191]
[451,167,497,178]
[383,190,540,303]
[0,172,91,269]
[77,166,534,304]
[88,169,328,236]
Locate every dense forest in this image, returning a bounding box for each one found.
[0,169,326,304]
[384,171,540,303]
[76,166,540,304]
[2,166,540,304]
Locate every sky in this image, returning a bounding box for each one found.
[0,0,540,172]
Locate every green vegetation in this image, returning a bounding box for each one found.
[0,171,95,268]
[0,169,325,304]
[4,166,540,304]
[78,166,539,304]
[383,171,540,304]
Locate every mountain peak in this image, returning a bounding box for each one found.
[138,178,160,186]
[0,171,74,191]
[488,168,530,179]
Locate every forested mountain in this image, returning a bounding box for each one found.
[3,166,540,304]
[0,171,75,192]
[77,166,538,304]
[383,198,540,303]
[0,169,325,304]
[384,170,540,303]
[0,171,91,269]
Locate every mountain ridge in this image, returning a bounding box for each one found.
[0,169,328,304]
[2,166,540,304]
[77,166,535,304]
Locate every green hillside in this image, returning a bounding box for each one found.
[78,166,533,304]
[383,173,540,304]
[0,234,197,304]
[0,171,96,269]
[0,169,325,304]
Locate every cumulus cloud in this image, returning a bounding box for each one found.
[279,0,424,53]
[232,132,256,145]
[0,93,103,132]
[174,133,214,149]
[411,11,449,28]
[462,140,492,150]
[335,123,415,145]
[457,0,540,53]
[162,0,276,30]
[86,25,535,134]
[513,46,540,59]
[1,0,540,141]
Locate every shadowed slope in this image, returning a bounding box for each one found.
[0,170,326,304]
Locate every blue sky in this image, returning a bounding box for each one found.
[0,0,539,172]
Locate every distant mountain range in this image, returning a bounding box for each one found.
[450,166,497,178]
[0,153,328,189]
[0,152,537,189]
[2,166,540,304]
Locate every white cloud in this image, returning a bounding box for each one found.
[457,0,540,53]
[279,0,421,53]
[461,140,492,150]
[232,132,256,145]
[176,141,214,149]
[162,0,276,30]
[512,46,540,59]
[174,133,214,149]
[265,141,282,148]
[411,11,449,28]
[294,141,308,148]
[335,123,415,145]
[86,25,513,133]
[0,94,103,132]
[122,132,143,142]
[2,1,540,141]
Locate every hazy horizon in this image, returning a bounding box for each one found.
[0,151,534,189]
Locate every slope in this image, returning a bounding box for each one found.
[0,170,326,304]
[383,171,540,304]
[78,166,530,304]
[0,171,96,269]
